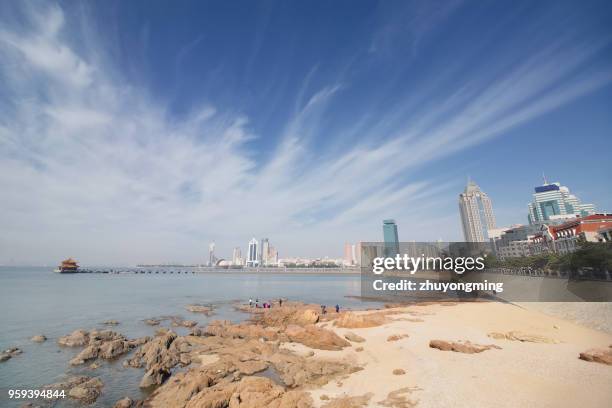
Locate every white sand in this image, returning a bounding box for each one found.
[310,302,612,407]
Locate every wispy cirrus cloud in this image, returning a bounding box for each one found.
[0,2,610,265]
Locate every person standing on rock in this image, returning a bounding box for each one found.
[249,298,253,307]
[279,298,283,307]
[335,304,340,313]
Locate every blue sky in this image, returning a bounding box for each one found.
[1,0,611,265]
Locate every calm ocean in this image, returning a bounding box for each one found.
[0,267,374,407]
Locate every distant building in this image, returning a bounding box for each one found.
[528,181,595,225]
[343,243,353,265]
[247,238,259,267]
[531,214,612,255]
[268,246,278,265]
[459,181,496,242]
[260,238,269,265]
[353,242,362,266]
[232,247,243,266]
[383,219,400,257]
[208,242,216,266]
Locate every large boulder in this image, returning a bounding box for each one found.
[284,325,350,351]
[70,345,99,365]
[334,312,386,329]
[68,377,104,404]
[0,347,22,362]
[31,335,47,343]
[46,376,103,404]
[185,304,214,315]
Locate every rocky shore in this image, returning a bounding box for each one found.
[17,300,612,407]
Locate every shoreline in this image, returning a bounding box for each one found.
[9,299,611,407]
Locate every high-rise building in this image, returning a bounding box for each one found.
[260,238,269,265]
[354,242,362,265]
[458,180,496,242]
[232,247,242,266]
[382,219,400,257]
[268,246,278,265]
[527,181,595,225]
[343,243,353,265]
[247,238,259,267]
[208,242,216,266]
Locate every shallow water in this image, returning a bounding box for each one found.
[0,266,375,407]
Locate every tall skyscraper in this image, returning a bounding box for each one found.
[208,241,216,266]
[382,219,400,257]
[343,243,353,265]
[459,180,496,242]
[247,238,259,267]
[268,246,278,265]
[232,247,242,266]
[527,180,595,224]
[260,238,270,265]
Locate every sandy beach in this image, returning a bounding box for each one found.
[302,301,612,407]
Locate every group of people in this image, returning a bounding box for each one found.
[247,298,340,314]
[321,304,341,314]
[249,297,283,309]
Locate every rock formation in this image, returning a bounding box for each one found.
[429,340,501,354]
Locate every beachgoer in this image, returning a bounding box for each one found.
[249,298,253,307]
[335,304,340,313]
[279,298,283,307]
[321,305,327,315]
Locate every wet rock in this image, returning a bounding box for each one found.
[579,348,612,365]
[355,347,364,352]
[488,331,559,344]
[127,331,180,388]
[145,319,161,326]
[128,336,151,348]
[67,377,103,404]
[31,335,47,343]
[99,339,131,359]
[70,345,99,365]
[113,397,134,408]
[58,330,89,347]
[185,304,214,315]
[189,327,206,336]
[46,376,103,404]
[344,332,365,343]
[140,364,171,388]
[180,320,198,328]
[0,347,22,362]
[103,320,120,326]
[392,368,406,375]
[429,340,501,354]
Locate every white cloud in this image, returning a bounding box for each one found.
[0,3,609,265]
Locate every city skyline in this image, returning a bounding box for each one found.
[1,1,611,265]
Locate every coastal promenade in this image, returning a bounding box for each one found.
[66,266,362,275]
